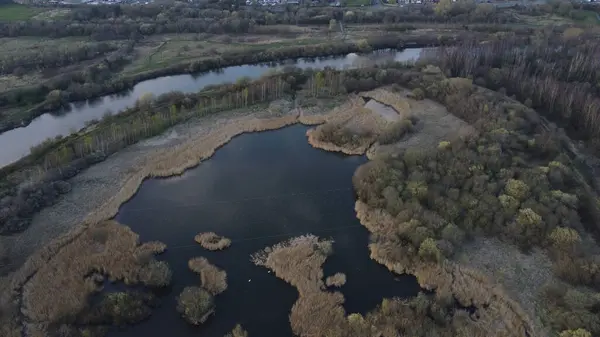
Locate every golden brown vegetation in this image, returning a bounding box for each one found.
[253,235,530,337]
[325,273,347,287]
[194,232,232,251]
[22,220,170,324]
[176,286,215,325]
[188,257,228,295]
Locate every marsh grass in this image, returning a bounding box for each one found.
[188,257,228,295]
[21,220,170,323]
[194,232,231,251]
[2,97,365,337]
[325,273,347,287]
[224,324,248,337]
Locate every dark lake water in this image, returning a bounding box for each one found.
[113,125,420,337]
[0,48,426,168]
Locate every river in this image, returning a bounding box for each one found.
[0,48,425,168]
[113,125,420,337]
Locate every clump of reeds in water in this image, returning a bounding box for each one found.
[21,220,171,324]
[188,257,228,295]
[325,273,346,287]
[194,232,232,251]
[177,256,228,326]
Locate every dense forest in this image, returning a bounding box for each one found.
[426,30,600,150]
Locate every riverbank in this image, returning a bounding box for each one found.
[0,32,451,135]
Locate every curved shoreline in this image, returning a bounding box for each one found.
[1,93,536,337]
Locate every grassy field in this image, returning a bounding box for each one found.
[571,9,600,25]
[0,3,44,21]
[122,33,331,75]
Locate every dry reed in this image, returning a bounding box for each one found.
[325,273,346,287]
[188,257,228,295]
[21,220,170,323]
[224,324,248,337]
[355,199,538,337]
[194,232,231,251]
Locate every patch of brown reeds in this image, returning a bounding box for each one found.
[194,232,231,251]
[188,257,228,295]
[325,273,346,287]
[21,220,171,324]
[362,88,412,117]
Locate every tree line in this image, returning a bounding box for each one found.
[0,63,421,235]
[0,34,454,133]
[426,31,600,150]
[0,3,520,40]
[0,41,119,76]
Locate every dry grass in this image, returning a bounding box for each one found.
[21,220,170,323]
[188,257,227,295]
[1,97,361,337]
[325,273,347,287]
[362,88,412,118]
[194,232,231,251]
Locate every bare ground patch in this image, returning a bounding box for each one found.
[456,237,555,336]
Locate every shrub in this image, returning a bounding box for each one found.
[516,208,542,227]
[411,88,425,100]
[505,179,530,201]
[176,286,215,325]
[559,329,592,337]
[225,324,248,337]
[378,119,414,145]
[418,238,441,262]
[438,141,451,150]
[549,227,581,250]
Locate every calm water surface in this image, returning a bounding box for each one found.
[114,125,419,337]
[0,48,425,168]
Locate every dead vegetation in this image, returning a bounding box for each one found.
[253,234,531,337]
[194,232,231,251]
[21,220,170,324]
[325,273,347,287]
[188,257,228,295]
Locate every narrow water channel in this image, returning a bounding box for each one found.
[0,48,425,168]
[113,125,419,337]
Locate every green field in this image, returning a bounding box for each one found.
[0,3,43,21]
[571,9,600,25]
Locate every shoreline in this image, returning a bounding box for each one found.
[0,37,439,135]
[0,91,539,337]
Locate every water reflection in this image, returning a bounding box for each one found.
[0,48,426,167]
[113,125,419,337]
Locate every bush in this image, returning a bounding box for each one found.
[418,238,441,262]
[411,88,425,100]
[378,119,414,145]
[176,287,215,325]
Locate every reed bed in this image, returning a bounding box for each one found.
[188,257,228,295]
[176,286,215,325]
[362,88,412,118]
[224,324,248,337]
[355,199,538,337]
[325,273,346,287]
[194,232,231,251]
[21,220,171,323]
